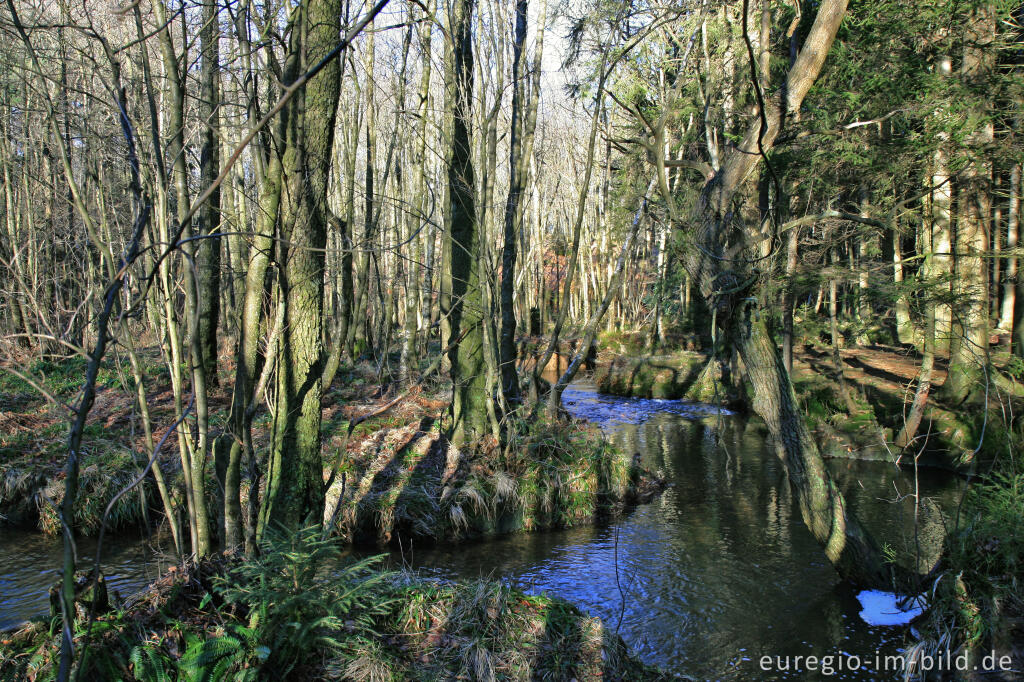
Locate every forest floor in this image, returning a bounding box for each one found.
[794,343,948,395]
[0,351,664,543]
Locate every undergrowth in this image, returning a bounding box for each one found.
[329,415,662,546]
[1,354,166,534]
[0,525,671,681]
[908,430,1024,676]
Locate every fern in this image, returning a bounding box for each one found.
[211,524,397,676]
[177,625,260,682]
[129,644,172,682]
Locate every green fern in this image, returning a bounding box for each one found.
[212,524,396,677]
[177,625,261,682]
[129,644,172,682]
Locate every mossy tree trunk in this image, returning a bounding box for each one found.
[445,0,490,446]
[734,309,891,584]
[662,0,894,588]
[223,0,282,551]
[196,0,221,386]
[260,0,341,534]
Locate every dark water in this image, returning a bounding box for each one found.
[390,385,962,680]
[0,527,170,631]
[0,384,962,680]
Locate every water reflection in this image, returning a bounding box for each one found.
[0,526,168,631]
[0,385,962,680]
[397,385,961,680]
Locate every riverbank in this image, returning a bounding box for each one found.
[0,355,664,541]
[0,356,170,534]
[594,353,742,405]
[0,530,675,680]
[590,341,1024,473]
[327,414,664,547]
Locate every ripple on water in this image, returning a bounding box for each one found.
[560,383,732,428]
[394,383,959,680]
[1,385,959,682]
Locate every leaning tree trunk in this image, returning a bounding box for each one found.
[733,309,892,584]
[666,0,895,588]
[895,296,935,449]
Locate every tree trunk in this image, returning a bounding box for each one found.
[998,163,1019,333]
[260,0,342,533]
[734,309,891,585]
[895,296,935,449]
[664,0,895,587]
[445,0,489,445]
[782,225,798,373]
[892,225,914,344]
[196,0,221,385]
[942,6,994,405]
[499,0,534,408]
[349,27,376,358]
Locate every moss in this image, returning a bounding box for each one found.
[326,416,664,547]
[0,356,127,398]
[594,353,735,405]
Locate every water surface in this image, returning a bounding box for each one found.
[0,527,169,631]
[393,384,961,680]
[0,384,962,680]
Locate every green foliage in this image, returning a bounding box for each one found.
[1003,356,1024,382]
[129,643,174,682]
[216,525,395,677]
[952,470,1024,592]
[0,356,122,397]
[914,454,1024,657]
[177,624,264,682]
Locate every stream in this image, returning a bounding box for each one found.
[0,383,962,680]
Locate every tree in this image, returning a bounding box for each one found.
[444,0,490,445]
[655,0,896,587]
[259,0,343,533]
